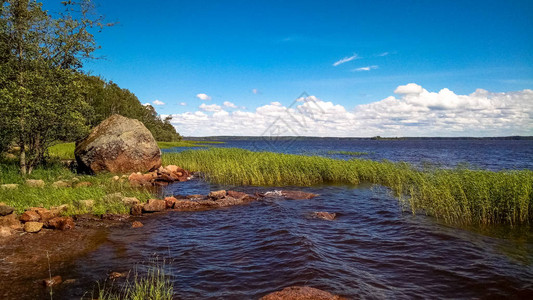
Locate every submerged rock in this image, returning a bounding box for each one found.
[131,221,144,228]
[46,217,75,230]
[75,114,161,174]
[43,275,62,287]
[260,286,344,300]
[314,212,337,221]
[208,190,227,199]
[261,190,319,200]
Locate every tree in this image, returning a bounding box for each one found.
[0,0,107,174]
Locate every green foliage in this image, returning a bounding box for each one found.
[163,148,533,226]
[0,0,105,174]
[0,160,152,215]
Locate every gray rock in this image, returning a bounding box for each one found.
[0,205,14,216]
[25,179,45,188]
[75,114,161,174]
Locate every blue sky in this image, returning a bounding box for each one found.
[43,0,533,136]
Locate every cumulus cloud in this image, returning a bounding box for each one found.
[180,102,187,106]
[223,101,238,108]
[199,103,222,112]
[333,54,358,66]
[152,100,165,106]
[394,83,424,95]
[196,93,212,101]
[377,52,389,57]
[353,65,378,72]
[168,85,533,137]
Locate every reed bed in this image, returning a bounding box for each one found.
[163,148,533,226]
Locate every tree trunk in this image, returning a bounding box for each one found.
[19,143,26,175]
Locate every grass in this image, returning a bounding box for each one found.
[0,159,152,215]
[163,148,533,226]
[94,262,173,300]
[327,150,369,156]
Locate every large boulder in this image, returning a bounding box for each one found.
[75,114,161,174]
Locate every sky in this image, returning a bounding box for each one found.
[42,0,533,137]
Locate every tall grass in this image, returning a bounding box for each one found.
[96,263,173,300]
[163,148,533,226]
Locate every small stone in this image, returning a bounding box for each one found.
[103,192,123,203]
[226,190,248,200]
[46,217,75,230]
[131,221,143,228]
[164,165,180,173]
[74,181,92,188]
[51,180,70,188]
[112,175,120,181]
[0,184,18,190]
[130,204,143,216]
[164,196,178,209]
[25,179,45,188]
[121,197,140,207]
[77,199,95,209]
[108,272,127,280]
[24,221,43,233]
[142,199,166,212]
[43,275,62,287]
[0,204,14,216]
[20,210,40,222]
[0,227,13,237]
[314,212,337,221]
[208,190,227,200]
[0,213,21,229]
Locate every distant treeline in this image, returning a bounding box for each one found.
[185,136,533,141]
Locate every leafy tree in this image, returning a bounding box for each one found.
[0,0,106,174]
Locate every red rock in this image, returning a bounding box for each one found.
[164,197,178,209]
[142,199,166,212]
[20,210,40,222]
[131,221,143,228]
[281,190,318,200]
[128,172,151,187]
[208,190,227,199]
[164,165,180,173]
[46,217,75,230]
[24,221,43,233]
[36,209,56,222]
[227,190,248,200]
[314,212,337,221]
[0,213,22,229]
[43,275,62,287]
[260,286,345,300]
[130,204,143,216]
[157,173,175,182]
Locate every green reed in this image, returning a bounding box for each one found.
[162,148,533,226]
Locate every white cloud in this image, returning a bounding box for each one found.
[199,103,222,112]
[180,102,187,106]
[377,52,389,57]
[333,54,358,66]
[252,89,259,94]
[223,101,237,108]
[353,65,378,72]
[167,85,533,137]
[394,83,424,95]
[152,100,165,106]
[196,93,212,101]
